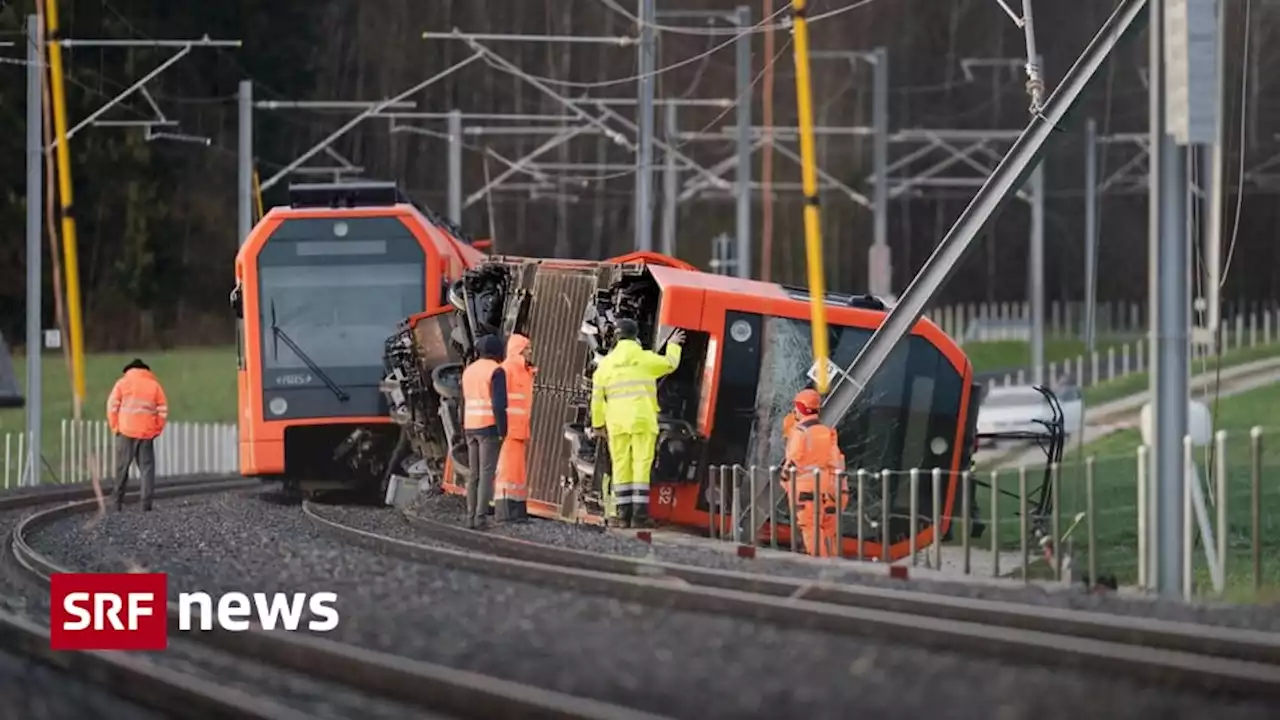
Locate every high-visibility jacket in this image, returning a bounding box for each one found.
[501,334,535,441]
[462,358,508,434]
[590,338,682,435]
[783,417,846,501]
[107,369,168,440]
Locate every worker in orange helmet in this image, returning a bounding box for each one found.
[781,388,847,557]
[494,333,535,522]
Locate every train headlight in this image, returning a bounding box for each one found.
[729,320,752,342]
[930,437,949,456]
[269,397,288,416]
[333,221,349,237]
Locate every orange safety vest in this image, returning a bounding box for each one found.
[784,418,846,502]
[461,358,500,430]
[502,336,535,441]
[107,369,169,440]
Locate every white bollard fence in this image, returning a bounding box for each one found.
[1,419,238,489]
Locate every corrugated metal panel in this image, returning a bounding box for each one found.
[522,266,600,504]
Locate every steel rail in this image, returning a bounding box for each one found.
[14,485,669,720]
[301,502,1280,698]
[396,509,1280,665]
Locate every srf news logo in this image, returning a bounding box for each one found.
[49,573,339,651]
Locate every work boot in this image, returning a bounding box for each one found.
[630,507,655,529]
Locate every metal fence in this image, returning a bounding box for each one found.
[1,419,238,489]
[970,307,1280,390]
[707,425,1276,602]
[930,299,1278,341]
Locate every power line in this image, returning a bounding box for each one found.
[592,0,881,36]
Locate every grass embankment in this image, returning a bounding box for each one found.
[1082,341,1280,406]
[0,347,237,459]
[968,376,1280,600]
[963,336,1132,375]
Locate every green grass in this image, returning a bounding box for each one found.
[1082,341,1280,406]
[0,346,237,464]
[962,336,1132,374]
[969,378,1280,600]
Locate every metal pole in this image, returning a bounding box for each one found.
[1205,0,1225,335]
[734,5,753,279]
[448,109,463,225]
[1084,117,1099,352]
[1151,0,1188,598]
[238,80,253,246]
[633,0,656,252]
[662,102,678,257]
[1030,161,1045,384]
[25,14,43,487]
[869,47,891,297]
[819,0,1147,426]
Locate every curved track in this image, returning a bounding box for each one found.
[302,501,1280,700]
[4,479,669,720]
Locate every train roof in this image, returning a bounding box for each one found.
[644,263,900,315]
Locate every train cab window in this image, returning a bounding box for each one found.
[745,315,965,478]
[255,217,427,378]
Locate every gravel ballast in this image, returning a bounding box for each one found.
[408,492,1280,632]
[0,495,422,720]
[25,490,1279,720]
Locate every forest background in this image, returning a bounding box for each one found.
[0,0,1275,350]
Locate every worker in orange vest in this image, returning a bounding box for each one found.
[494,333,535,522]
[461,335,508,530]
[781,389,847,557]
[106,358,168,512]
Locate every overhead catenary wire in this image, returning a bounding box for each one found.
[447,0,878,91]
[460,35,794,188]
[592,0,881,36]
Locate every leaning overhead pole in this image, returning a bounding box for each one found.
[821,0,1149,425]
[634,0,657,253]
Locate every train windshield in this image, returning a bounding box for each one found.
[257,218,426,377]
[746,316,966,475]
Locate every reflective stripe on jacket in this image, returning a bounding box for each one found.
[501,334,535,441]
[589,338,682,435]
[462,358,508,433]
[107,369,168,440]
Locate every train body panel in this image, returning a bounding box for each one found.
[382,252,980,559]
[234,183,483,490]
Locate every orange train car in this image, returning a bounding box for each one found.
[231,182,485,494]
[390,254,981,561]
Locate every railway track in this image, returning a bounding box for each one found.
[302,500,1280,700]
[3,478,670,720]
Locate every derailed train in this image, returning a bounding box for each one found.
[380,253,987,561]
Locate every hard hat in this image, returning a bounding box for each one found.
[794,389,821,414]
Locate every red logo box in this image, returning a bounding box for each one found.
[49,573,168,651]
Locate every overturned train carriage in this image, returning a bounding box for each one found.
[382,254,985,561]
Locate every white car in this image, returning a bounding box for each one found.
[976,384,1083,445]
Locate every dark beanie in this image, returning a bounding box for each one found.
[477,334,504,360]
[615,318,639,340]
[123,358,149,373]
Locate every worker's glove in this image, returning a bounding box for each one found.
[669,329,686,346]
[588,426,607,441]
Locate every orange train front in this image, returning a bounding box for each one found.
[232,182,485,496]
[383,252,983,561]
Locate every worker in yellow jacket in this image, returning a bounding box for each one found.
[590,318,684,529]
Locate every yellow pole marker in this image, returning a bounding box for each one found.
[790,0,830,393]
[253,168,265,221]
[44,0,87,418]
